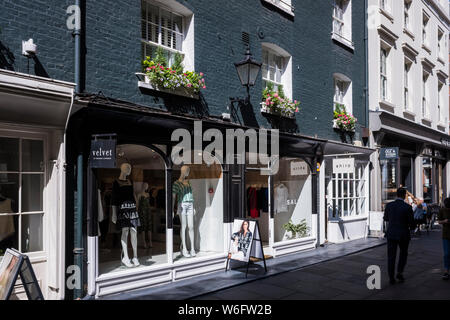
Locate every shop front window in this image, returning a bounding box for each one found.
[273,158,312,242]
[381,159,398,207]
[96,144,167,275]
[422,157,432,204]
[172,151,224,262]
[0,137,45,257]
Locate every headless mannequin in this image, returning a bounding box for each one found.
[173,165,196,258]
[138,182,152,249]
[112,163,139,268]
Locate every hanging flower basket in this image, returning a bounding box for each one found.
[333,104,357,132]
[261,85,300,119]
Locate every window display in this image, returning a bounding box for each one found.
[273,158,312,242]
[97,144,167,275]
[381,159,398,207]
[172,155,224,262]
[422,157,432,203]
[0,136,44,257]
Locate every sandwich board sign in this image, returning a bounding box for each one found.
[0,249,44,300]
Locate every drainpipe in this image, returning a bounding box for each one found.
[364,0,369,128]
[74,0,81,93]
[74,154,84,300]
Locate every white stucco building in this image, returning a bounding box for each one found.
[368,0,450,214]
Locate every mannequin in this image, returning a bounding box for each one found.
[137,182,152,249]
[172,165,196,258]
[112,163,141,268]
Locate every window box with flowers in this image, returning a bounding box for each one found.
[333,104,357,132]
[136,48,206,100]
[260,83,300,119]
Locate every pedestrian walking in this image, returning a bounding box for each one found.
[438,198,450,280]
[384,188,416,285]
[413,199,427,234]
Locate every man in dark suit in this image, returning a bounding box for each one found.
[384,188,415,284]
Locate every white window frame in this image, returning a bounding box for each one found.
[262,44,292,99]
[333,73,353,114]
[404,59,412,111]
[332,0,354,50]
[422,12,430,48]
[404,0,412,31]
[380,0,392,14]
[438,80,444,123]
[422,71,430,118]
[437,28,445,61]
[0,131,47,257]
[380,46,390,102]
[328,163,368,219]
[262,0,295,16]
[141,0,194,70]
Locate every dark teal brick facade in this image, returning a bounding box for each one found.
[0,0,367,142]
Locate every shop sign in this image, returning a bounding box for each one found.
[441,138,450,147]
[90,136,116,168]
[380,147,399,161]
[333,158,355,174]
[291,161,309,176]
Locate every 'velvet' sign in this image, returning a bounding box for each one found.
[90,135,117,168]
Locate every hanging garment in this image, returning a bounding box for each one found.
[257,188,269,213]
[0,199,15,242]
[173,180,194,204]
[247,187,259,218]
[138,195,152,232]
[112,180,141,230]
[274,184,289,214]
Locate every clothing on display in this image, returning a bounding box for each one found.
[246,187,259,218]
[257,188,269,213]
[0,199,15,242]
[274,184,289,214]
[112,180,141,230]
[173,180,194,204]
[179,201,194,217]
[138,195,152,232]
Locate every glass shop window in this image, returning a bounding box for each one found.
[96,144,167,275]
[172,151,224,262]
[0,137,45,257]
[273,158,312,242]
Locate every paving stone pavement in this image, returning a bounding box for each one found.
[194,227,450,300]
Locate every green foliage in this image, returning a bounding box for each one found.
[282,219,309,239]
[333,103,357,132]
[262,84,300,118]
[143,51,205,94]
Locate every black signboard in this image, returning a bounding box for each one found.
[0,249,44,300]
[90,135,117,168]
[380,147,399,161]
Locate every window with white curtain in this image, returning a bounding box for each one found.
[422,72,429,118]
[422,13,429,47]
[332,0,352,47]
[141,0,185,67]
[262,48,286,92]
[404,60,412,111]
[380,47,389,101]
[333,75,352,113]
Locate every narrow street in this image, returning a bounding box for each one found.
[195,227,450,300]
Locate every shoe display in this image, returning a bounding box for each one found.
[121,257,133,268]
[132,258,140,267]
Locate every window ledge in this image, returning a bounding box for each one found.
[379,8,394,22]
[262,0,295,17]
[136,73,199,100]
[437,122,447,130]
[437,56,445,65]
[421,117,432,126]
[379,100,395,113]
[403,109,416,118]
[329,215,368,223]
[331,33,355,51]
[422,43,432,54]
[403,27,415,40]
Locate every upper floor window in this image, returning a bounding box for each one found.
[380,47,390,101]
[438,80,445,123]
[332,0,353,49]
[422,71,430,118]
[404,60,412,111]
[422,12,430,48]
[380,0,392,13]
[437,28,446,61]
[141,0,194,69]
[262,44,292,98]
[262,0,295,16]
[404,0,412,30]
[333,74,352,114]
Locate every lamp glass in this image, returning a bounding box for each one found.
[236,64,249,86]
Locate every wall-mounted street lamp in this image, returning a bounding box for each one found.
[226,46,262,124]
[234,45,262,103]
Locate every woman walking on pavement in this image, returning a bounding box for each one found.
[438,198,450,280]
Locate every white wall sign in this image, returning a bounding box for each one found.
[333,158,355,174]
[291,161,309,176]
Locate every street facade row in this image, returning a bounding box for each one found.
[0,0,448,300]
